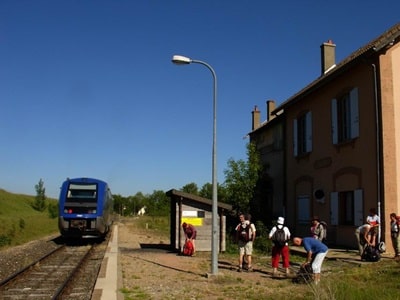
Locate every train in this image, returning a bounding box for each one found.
[58,177,114,238]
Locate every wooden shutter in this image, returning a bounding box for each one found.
[354,189,363,226]
[331,99,338,144]
[350,87,359,139]
[330,192,338,225]
[293,119,298,156]
[306,111,312,153]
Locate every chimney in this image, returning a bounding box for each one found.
[320,39,336,75]
[266,100,276,121]
[252,105,260,130]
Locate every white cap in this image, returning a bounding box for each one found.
[277,217,285,225]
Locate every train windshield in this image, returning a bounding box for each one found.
[67,183,97,202]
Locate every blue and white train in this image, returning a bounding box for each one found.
[58,177,114,238]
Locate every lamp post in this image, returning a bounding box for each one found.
[172,55,218,275]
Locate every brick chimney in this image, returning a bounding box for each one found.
[320,39,336,75]
[252,105,260,130]
[266,100,276,121]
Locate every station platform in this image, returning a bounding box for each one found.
[92,225,122,300]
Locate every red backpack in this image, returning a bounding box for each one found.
[183,240,194,256]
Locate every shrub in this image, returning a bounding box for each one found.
[47,202,58,219]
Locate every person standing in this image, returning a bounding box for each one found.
[293,237,328,284]
[366,208,380,246]
[269,217,291,277]
[310,216,326,242]
[389,213,400,259]
[182,222,197,254]
[235,213,256,272]
[355,224,371,256]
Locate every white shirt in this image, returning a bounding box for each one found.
[269,224,291,243]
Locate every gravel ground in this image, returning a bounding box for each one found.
[0,234,61,282]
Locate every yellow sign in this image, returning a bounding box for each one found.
[182,217,203,226]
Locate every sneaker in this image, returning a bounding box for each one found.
[247,266,253,272]
[237,267,243,272]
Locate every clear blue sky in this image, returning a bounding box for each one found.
[1,1,399,198]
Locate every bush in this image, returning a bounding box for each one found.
[47,202,58,219]
[0,234,11,247]
[19,218,25,230]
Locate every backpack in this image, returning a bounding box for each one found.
[292,263,313,284]
[362,244,380,262]
[272,226,287,247]
[317,221,328,242]
[182,240,194,256]
[238,224,251,242]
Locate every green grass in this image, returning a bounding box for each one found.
[0,189,58,248]
[127,216,400,300]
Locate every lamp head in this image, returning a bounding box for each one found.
[172,55,191,65]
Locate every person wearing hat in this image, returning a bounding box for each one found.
[182,222,197,254]
[269,217,291,277]
[310,216,326,242]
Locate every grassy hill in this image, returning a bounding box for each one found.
[0,189,58,249]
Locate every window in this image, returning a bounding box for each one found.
[330,189,363,226]
[273,124,283,150]
[339,191,354,225]
[297,195,311,224]
[331,87,359,144]
[67,183,97,202]
[293,111,312,156]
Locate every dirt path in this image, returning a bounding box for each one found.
[117,218,316,300]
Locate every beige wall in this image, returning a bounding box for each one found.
[380,42,400,250]
[285,63,380,248]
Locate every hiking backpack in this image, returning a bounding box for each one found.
[272,226,287,247]
[292,263,313,284]
[182,240,194,256]
[238,224,251,242]
[362,245,380,262]
[318,221,328,242]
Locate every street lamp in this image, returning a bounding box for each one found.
[172,55,218,275]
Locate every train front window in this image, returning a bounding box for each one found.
[67,183,97,202]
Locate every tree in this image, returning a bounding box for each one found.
[181,182,199,195]
[223,142,262,215]
[147,190,170,216]
[32,178,46,212]
[199,182,228,203]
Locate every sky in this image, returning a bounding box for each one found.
[0,1,399,199]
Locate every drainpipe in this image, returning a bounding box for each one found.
[372,63,382,243]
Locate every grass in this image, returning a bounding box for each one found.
[2,196,398,300]
[0,189,58,248]
[123,215,400,300]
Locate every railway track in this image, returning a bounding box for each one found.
[0,234,109,300]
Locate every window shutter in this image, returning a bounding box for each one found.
[297,195,310,224]
[350,88,359,138]
[330,192,338,225]
[306,111,312,153]
[354,189,363,226]
[293,119,298,156]
[331,99,338,144]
